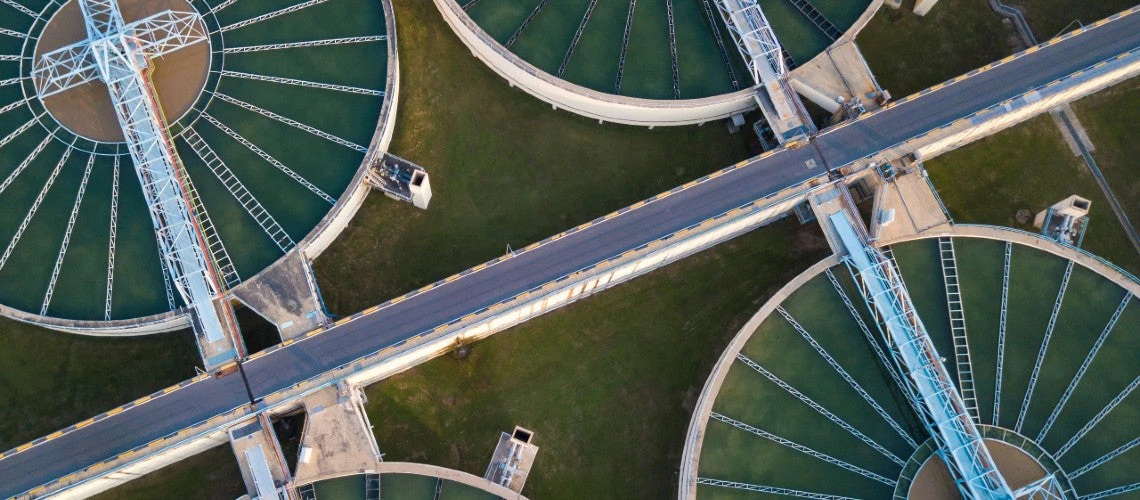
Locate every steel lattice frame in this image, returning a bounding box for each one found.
[31,0,229,342]
[33,10,207,97]
[830,212,1015,499]
[713,0,785,86]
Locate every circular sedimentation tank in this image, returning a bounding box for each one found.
[0,0,395,325]
[682,235,1140,499]
[435,0,873,123]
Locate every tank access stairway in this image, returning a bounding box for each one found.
[816,183,1064,499]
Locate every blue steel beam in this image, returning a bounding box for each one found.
[829,212,1013,499]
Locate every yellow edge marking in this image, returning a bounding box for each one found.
[106,407,123,416]
[334,316,351,326]
[363,305,380,315]
[282,338,295,346]
[444,274,460,283]
[306,329,320,338]
[135,396,152,405]
[46,431,62,440]
[630,201,646,209]
[390,296,406,305]
[16,443,32,452]
[75,418,94,429]
[471,263,487,272]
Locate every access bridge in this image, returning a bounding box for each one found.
[2,7,1140,499]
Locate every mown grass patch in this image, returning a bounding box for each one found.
[363,218,830,498]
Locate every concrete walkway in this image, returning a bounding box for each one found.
[293,384,382,486]
[1053,108,1140,254]
[372,462,527,499]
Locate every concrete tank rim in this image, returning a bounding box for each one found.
[288,462,529,500]
[431,0,883,126]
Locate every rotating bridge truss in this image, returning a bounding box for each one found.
[713,0,810,143]
[828,211,1017,499]
[31,0,238,350]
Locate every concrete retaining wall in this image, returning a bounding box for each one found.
[829,46,1140,174]
[913,52,1140,160]
[373,463,527,499]
[51,427,233,500]
[0,305,189,336]
[430,0,756,126]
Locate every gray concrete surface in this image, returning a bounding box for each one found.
[230,251,327,341]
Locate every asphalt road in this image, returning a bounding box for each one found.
[1,10,1138,497]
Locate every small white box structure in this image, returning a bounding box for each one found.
[484,426,539,493]
[1034,195,1091,246]
[410,170,432,209]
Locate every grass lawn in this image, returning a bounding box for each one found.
[0,319,200,451]
[312,0,756,315]
[856,0,1015,98]
[1070,79,1140,245]
[362,218,830,499]
[90,445,245,500]
[1006,0,1137,41]
[924,114,1140,274]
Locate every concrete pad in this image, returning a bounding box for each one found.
[874,171,951,242]
[789,41,883,113]
[230,251,327,341]
[293,384,382,486]
[809,181,872,253]
[1049,104,1095,157]
[195,300,242,372]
